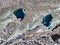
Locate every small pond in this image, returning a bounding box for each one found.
[41,13,53,27]
[13,8,25,21]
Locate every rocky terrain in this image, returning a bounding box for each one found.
[0,0,60,45]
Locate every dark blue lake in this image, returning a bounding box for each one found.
[13,8,25,21]
[41,13,53,27]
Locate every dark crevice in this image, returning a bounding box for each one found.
[52,24,60,31]
[51,34,60,42]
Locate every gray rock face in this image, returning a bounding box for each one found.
[0,0,60,45]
